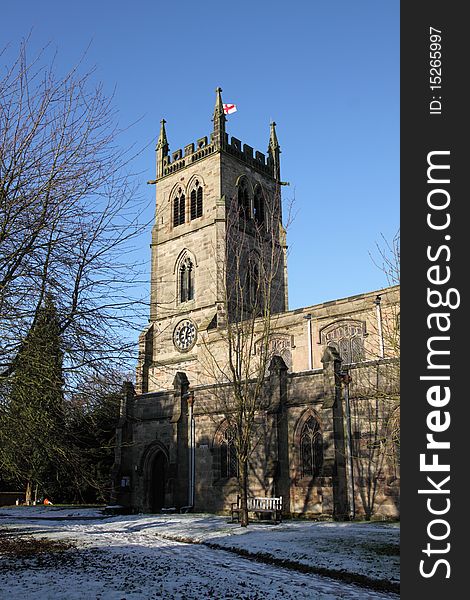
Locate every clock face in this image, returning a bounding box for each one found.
[173,319,197,352]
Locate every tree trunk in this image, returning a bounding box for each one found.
[240,459,249,527]
[25,481,32,505]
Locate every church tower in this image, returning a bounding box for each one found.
[137,89,288,393]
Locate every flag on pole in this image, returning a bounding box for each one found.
[223,103,237,115]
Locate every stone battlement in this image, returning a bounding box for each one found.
[156,88,280,181]
[160,132,274,179]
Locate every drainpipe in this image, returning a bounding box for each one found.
[342,372,355,520]
[375,295,384,358]
[187,392,195,508]
[304,313,313,370]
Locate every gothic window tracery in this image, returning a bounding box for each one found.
[237,178,251,219]
[214,422,238,480]
[300,415,323,478]
[220,428,238,479]
[179,256,194,302]
[247,263,259,307]
[320,320,366,364]
[253,185,265,226]
[173,188,186,227]
[245,251,260,309]
[190,180,203,220]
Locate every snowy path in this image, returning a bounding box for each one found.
[0,511,399,599]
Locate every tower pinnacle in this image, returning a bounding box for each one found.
[212,87,226,147]
[156,118,169,179]
[269,121,280,151]
[267,121,281,181]
[156,118,169,151]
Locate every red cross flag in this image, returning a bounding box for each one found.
[223,103,237,115]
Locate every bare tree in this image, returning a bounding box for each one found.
[201,185,289,526]
[342,230,400,519]
[0,39,149,386]
[371,228,400,447]
[347,375,399,520]
[63,371,128,503]
[370,230,400,287]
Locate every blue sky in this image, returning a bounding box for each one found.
[2,0,399,310]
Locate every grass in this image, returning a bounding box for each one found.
[0,533,75,557]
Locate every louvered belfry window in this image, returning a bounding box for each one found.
[180,257,194,302]
[237,181,250,219]
[190,181,203,220]
[173,188,185,227]
[253,186,264,225]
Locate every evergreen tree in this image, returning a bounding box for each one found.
[0,295,65,503]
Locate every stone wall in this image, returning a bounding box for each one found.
[115,346,400,519]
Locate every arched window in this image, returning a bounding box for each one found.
[329,335,364,364]
[246,252,260,311]
[173,188,185,227]
[220,428,238,479]
[179,256,194,302]
[247,263,259,307]
[190,180,203,220]
[253,186,264,226]
[214,422,238,480]
[237,179,250,219]
[300,416,323,478]
[320,320,366,365]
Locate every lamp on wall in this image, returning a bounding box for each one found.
[374,295,385,358]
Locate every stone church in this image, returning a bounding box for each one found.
[113,89,400,520]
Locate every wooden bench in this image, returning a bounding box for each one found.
[231,495,283,524]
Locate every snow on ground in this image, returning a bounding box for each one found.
[0,507,399,599]
[151,514,400,585]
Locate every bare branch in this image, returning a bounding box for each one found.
[0,39,152,385]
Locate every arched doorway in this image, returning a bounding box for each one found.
[150,451,167,512]
[142,442,171,513]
